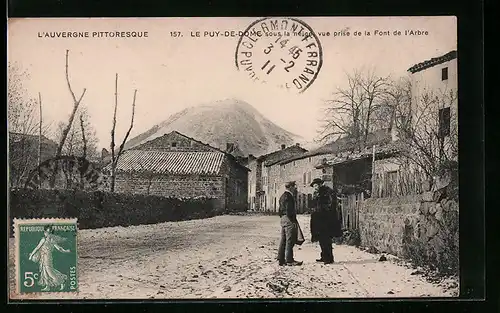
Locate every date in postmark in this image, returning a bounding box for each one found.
[235,17,323,93]
[14,218,78,294]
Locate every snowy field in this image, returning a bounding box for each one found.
[9,214,459,299]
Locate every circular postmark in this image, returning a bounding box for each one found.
[235,17,323,93]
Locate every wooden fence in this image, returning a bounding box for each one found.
[340,192,364,231]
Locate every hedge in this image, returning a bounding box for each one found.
[9,189,218,233]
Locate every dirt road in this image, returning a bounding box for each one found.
[9,214,458,299]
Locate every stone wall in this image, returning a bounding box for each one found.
[222,159,249,212]
[115,173,226,212]
[278,154,334,213]
[247,158,259,210]
[359,193,459,274]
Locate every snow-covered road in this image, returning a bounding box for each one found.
[9,214,458,299]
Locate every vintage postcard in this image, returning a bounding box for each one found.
[8,17,459,300]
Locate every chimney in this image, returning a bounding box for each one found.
[295,143,300,147]
[226,143,234,151]
[281,144,286,150]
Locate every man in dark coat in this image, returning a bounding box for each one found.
[277,181,303,266]
[309,178,342,264]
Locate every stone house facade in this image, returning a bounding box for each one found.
[368,50,458,199]
[111,131,249,212]
[246,144,307,212]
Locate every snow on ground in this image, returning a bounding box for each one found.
[9,214,459,300]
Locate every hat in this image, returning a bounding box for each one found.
[284,181,296,188]
[310,178,324,187]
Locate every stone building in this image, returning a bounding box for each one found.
[112,131,249,212]
[246,143,307,212]
[274,129,394,214]
[367,50,459,199]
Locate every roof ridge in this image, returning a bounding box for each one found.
[407,50,457,74]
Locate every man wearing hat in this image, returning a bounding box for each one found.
[277,181,303,266]
[309,177,342,264]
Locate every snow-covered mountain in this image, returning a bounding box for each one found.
[124,98,306,157]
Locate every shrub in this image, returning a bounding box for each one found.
[9,189,217,233]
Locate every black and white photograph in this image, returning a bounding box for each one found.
[8,16,461,299]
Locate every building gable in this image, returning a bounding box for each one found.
[132,131,220,153]
[258,145,308,167]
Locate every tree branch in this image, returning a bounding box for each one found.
[116,89,137,159]
[50,49,87,188]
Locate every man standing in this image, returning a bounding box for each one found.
[309,178,342,264]
[277,181,303,266]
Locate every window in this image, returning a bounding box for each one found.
[441,67,448,81]
[438,107,451,138]
[293,161,296,166]
[274,182,276,191]
[303,173,307,185]
[441,67,448,80]
[307,172,311,184]
[171,142,177,147]
[308,157,311,162]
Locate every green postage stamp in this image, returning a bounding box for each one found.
[14,218,78,294]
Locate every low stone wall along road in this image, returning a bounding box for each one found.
[9,214,458,299]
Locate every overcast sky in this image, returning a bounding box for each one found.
[8,16,456,149]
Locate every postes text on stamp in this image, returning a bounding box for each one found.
[14,218,78,293]
[235,17,323,93]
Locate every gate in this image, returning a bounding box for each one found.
[340,192,364,231]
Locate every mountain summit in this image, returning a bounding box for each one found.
[124,99,304,156]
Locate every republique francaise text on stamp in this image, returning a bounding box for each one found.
[235,17,323,93]
[14,218,78,294]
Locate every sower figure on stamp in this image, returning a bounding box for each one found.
[29,225,71,291]
[277,181,303,266]
[309,178,342,264]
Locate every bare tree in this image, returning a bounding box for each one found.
[317,68,391,148]
[79,114,88,159]
[8,62,53,188]
[109,73,137,192]
[79,114,88,189]
[49,50,87,188]
[38,93,43,188]
[391,82,458,185]
[137,159,155,195]
[55,107,99,159]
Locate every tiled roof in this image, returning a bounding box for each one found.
[319,140,402,167]
[407,50,457,74]
[111,150,226,175]
[257,145,308,166]
[280,129,392,165]
[132,131,249,171]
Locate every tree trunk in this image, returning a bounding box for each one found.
[49,50,87,188]
[38,93,42,188]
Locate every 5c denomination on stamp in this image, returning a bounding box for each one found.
[235,17,323,93]
[14,218,78,294]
